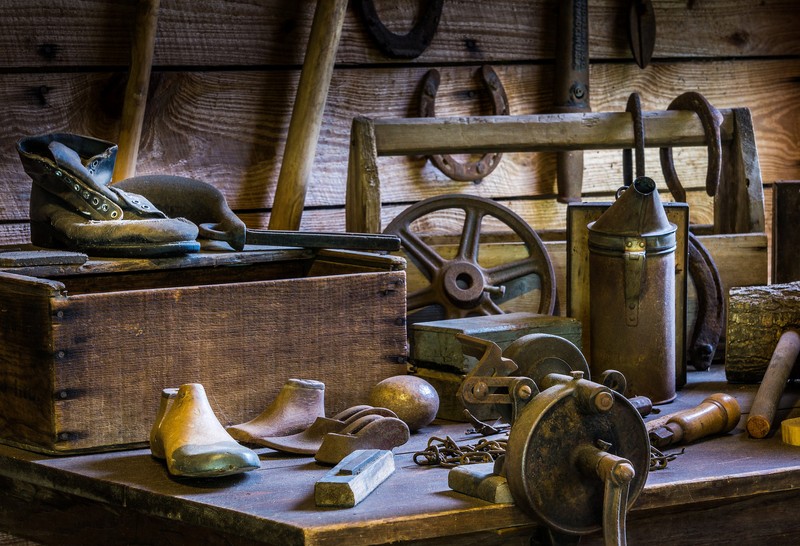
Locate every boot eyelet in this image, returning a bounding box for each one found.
[73,184,80,192]
[55,170,62,177]
[110,211,119,219]
[142,204,150,209]
[91,197,100,206]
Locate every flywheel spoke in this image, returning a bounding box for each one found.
[457,207,484,261]
[407,285,440,311]
[397,225,445,281]
[486,257,540,286]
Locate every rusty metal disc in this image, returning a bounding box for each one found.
[504,383,649,536]
[502,333,590,387]
[384,194,556,321]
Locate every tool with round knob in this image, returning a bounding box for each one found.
[456,334,650,545]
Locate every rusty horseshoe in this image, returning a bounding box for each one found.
[622,92,646,187]
[658,92,725,370]
[355,0,443,59]
[659,91,723,201]
[420,65,510,182]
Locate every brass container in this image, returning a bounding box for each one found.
[588,177,677,404]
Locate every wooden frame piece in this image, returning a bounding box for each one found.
[345,109,764,236]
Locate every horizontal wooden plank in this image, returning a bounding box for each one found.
[1,1,798,69]
[0,59,794,231]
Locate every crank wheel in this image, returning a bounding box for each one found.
[505,383,650,536]
[384,194,556,320]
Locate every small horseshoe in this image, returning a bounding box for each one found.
[420,65,510,182]
[355,0,443,59]
[659,91,723,202]
[622,92,647,186]
[687,233,725,371]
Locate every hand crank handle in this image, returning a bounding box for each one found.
[198,223,401,252]
[576,443,635,546]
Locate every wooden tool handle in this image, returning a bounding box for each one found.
[746,329,800,438]
[269,0,349,231]
[113,0,160,182]
[651,393,741,447]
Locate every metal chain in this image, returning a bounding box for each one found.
[413,435,508,468]
[649,446,685,471]
[414,434,685,471]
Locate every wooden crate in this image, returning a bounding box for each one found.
[0,247,407,455]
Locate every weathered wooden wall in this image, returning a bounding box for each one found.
[0,0,798,244]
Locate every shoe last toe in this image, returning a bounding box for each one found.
[169,441,261,478]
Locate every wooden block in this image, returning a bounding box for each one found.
[410,312,582,373]
[448,462,513,504]
[315,449,395,508]
[0,250,408,454]
[726,282,800,383]
[0,250,87,267]
[772,181,800,284]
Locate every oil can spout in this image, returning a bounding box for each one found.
[589,176,673,240]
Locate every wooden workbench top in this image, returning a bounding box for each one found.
[0,367,798,546]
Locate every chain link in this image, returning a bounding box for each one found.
[414,434,685,471]
[413,435,508,468]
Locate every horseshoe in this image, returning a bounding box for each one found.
[355,0,443,59]
[622,92,646,186]
[384,194,556,320]
[420,66,510,182]
[659,91,723,201]
[658,92,725,370]
[687,232,725,371]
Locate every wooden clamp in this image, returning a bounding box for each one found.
[315,449,395,508]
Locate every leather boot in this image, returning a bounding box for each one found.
[150,384,260,478]
[227,379,326,443]
[17,133,200,257]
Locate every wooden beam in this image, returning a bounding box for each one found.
[372,110,737,156]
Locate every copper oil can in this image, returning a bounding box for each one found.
[587,177,677,404]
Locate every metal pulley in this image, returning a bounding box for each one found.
[455,334,650,545]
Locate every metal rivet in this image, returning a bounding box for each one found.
[55,170,62,177]
[59,391,68,399]
[57,350,66,359]
[82,191,90,199]
[73,184,80,191]
[56,310,64,319]
[101,204,109,211]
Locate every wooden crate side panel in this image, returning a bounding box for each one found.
[0,60,796,227]
[49,271,407,452]
[0,276,65,451]
[1,1,798,68]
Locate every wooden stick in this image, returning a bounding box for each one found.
[112,0,160,183]
[269,0,349,231]
[746,329,800,438]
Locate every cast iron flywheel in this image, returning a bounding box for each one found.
[384,194,556,320]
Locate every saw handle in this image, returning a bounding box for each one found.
[650,393,741,448]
